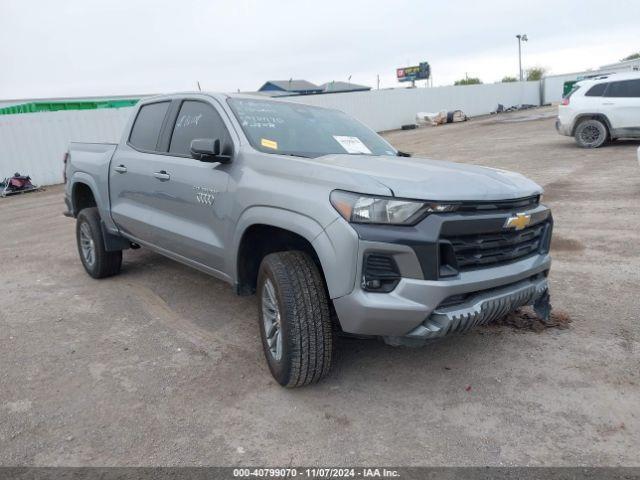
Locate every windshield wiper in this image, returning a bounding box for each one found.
[277,152,314,159]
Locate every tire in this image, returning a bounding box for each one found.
[257,251,333,387]
[574,119,608,148]
[76,207,122,279]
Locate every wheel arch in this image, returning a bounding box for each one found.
[231,207,351,299]
[71,181,97,216]
[69,173,105,215]
[70,175,128,251]
[571,114,613,137]
[232,207,324,294]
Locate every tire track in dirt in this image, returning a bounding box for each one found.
[121,281,253,358]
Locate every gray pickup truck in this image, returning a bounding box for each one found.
[64,93,553,387]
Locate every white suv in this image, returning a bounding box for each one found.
[556,72,640,148]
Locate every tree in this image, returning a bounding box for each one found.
[526,67,547,81]
[501,76,517,83]
[621,52,640,61]
[454,76,482,86]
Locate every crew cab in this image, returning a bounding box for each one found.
[65,93,553,387]
[557,72,640,148]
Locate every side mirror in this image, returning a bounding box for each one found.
[190,138,232,163]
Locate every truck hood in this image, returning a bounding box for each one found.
[314,154,542,201]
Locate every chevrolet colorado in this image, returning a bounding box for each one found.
[64,93,553,387]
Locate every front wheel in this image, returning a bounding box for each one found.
[257,251,333,387]
[574,119,608,148]
[76,207,122,279]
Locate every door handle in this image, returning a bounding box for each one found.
[153,170,171,181]
[602,102,614,106]
[114,165,127,174]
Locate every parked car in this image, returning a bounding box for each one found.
[556,72,640,148]
[64,93,553,387]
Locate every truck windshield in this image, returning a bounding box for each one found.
[228,98,397,158]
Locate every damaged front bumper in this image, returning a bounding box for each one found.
[331,200,553,345]
[333,253,552,340]
[384,274,549,346]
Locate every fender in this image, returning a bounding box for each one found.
[69,172,118,234]
[230,206,358,299]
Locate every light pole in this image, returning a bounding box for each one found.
[516,34,528,81]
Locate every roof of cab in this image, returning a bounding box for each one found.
[138,91,298,105]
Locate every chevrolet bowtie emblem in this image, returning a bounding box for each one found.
[504,213,531,230]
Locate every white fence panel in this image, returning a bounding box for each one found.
[0,108,133,186]
[541,73,588,104]
[289,81,541,132]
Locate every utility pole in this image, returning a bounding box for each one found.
[377,74,380,90]
[516,34,528,81]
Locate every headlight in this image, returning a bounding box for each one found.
[330,190,458,225]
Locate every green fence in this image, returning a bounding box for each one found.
[0,99,140,116]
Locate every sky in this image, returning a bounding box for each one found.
[1,0,639,99]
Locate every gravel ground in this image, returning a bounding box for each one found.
[1,106,639,466]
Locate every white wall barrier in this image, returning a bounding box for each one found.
[541,73,585,104]
[0,81,541,186]
[290,81,541,132]
[0,108,133,187]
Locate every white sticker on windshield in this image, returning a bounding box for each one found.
[333,136,372,154]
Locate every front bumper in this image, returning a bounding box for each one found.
[386,274,548,345]
[332,253,551,337]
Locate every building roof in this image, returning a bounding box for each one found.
[599,58,640,70]
[320,81,371,93]
[258,80,322,93]
[250,90,300,98]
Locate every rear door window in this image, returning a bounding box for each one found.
[585,83,608,97]
[129,101,170,151]
[605,79,640,98]
[169,101,230,156]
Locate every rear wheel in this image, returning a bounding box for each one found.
[574,119,608,148]
[257,251,333,387]
[76,207,122,278]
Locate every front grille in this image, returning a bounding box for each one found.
[443,221,547,271]
[456,196,539,213]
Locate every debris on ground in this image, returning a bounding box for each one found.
[416,110,468,127]
[492,307,572,332]
[446,110,468,123]
[416,111,446,126]
[491,104,537,115]
[1,172,41,197]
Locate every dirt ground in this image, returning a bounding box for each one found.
[1,106,639,466]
